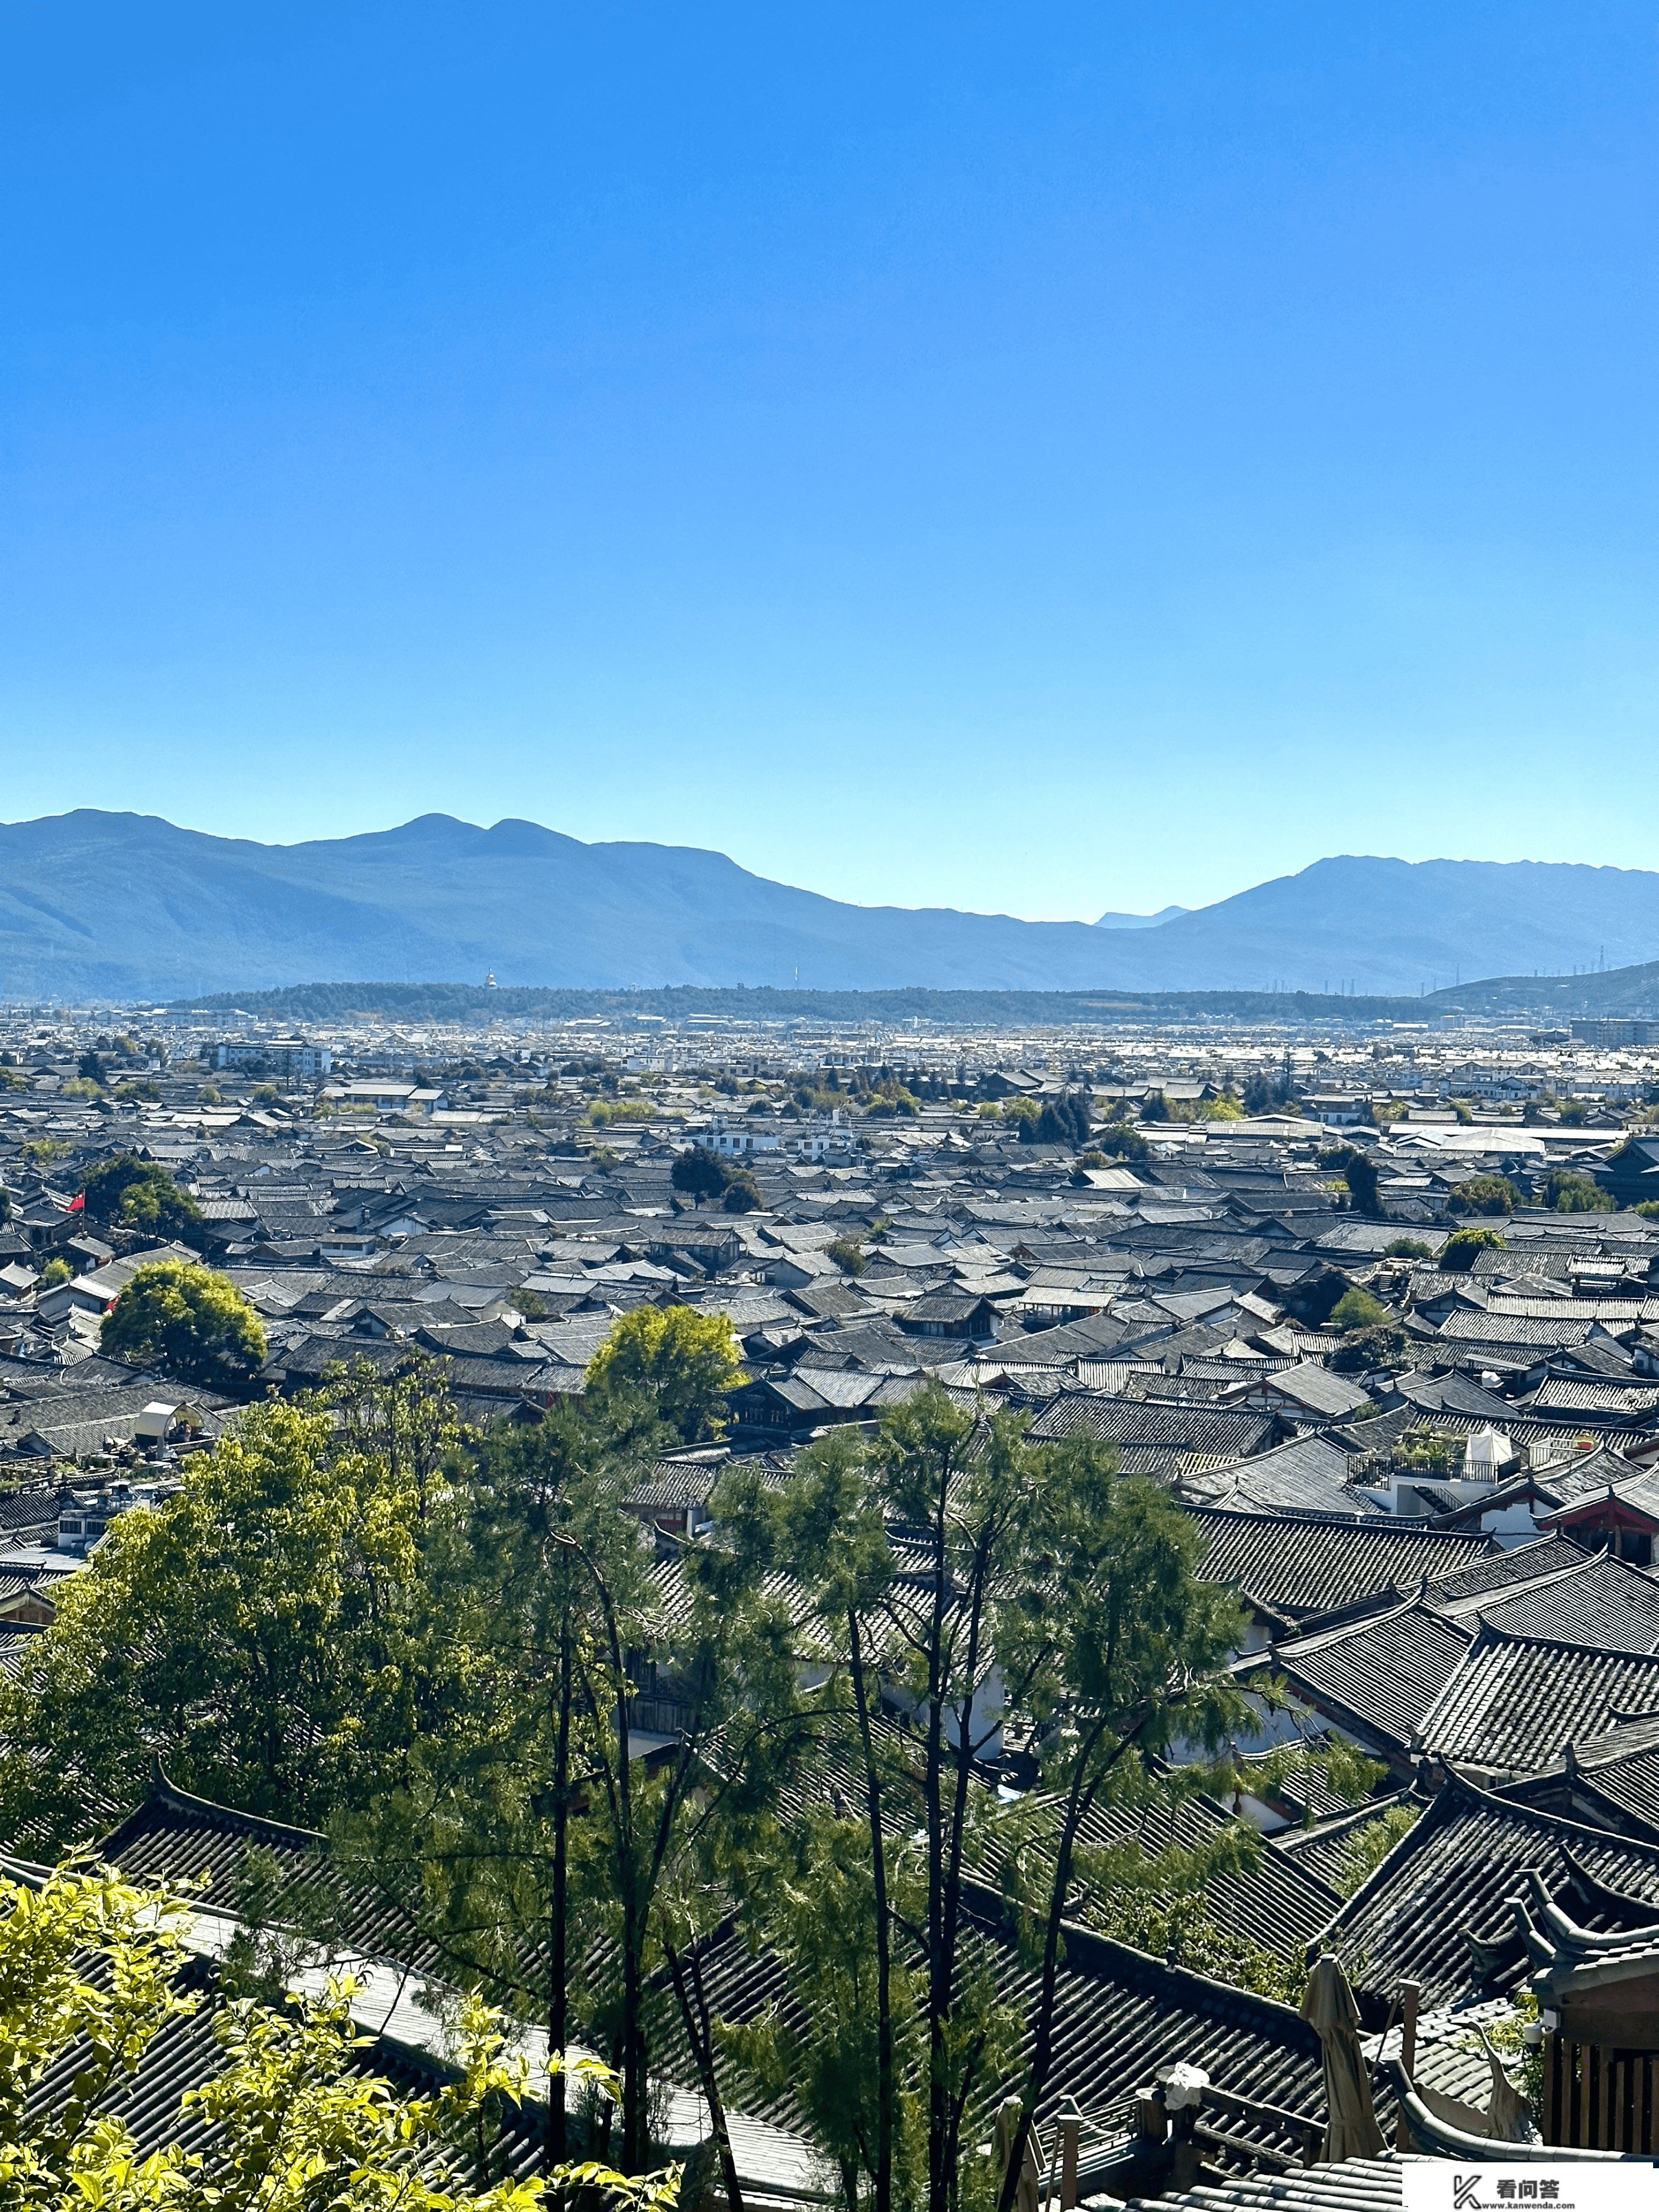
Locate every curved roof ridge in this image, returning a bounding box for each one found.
[97,1753,328,1859]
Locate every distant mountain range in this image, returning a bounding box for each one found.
[1093,905,1190,929]
[0,810,1656,1003]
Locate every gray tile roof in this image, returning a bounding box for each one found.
[1324,1771,1659,2008]
[1416,1625,1659,1774]
[1260,1604,1474,1758]
[1188,1506,1490,1623]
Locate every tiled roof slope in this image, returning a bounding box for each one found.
[667,1875,1328,2155]
[98,1766,443,1974]
[1258,1605,1474,1759]
[1321,1773,1659,2009]
[1189,1506,1490,1623]
[1466,1549,1659,1655]
[1416,1627,1659,1775]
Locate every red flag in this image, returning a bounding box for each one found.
[68,1193,84,1211]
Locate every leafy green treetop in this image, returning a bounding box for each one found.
[1439,1225,1506,1271]
[1445,1174,1518,1218]
[669,1145,726,1205]
[0,1858,677,2212]
[80,1155,205,1243]
[584,1305,744,1443]
[719,1164,762,1213]
[1544,1168,1614,1214]
[0,1376,454,1842]
[101,1260,266,1386]
[1329,1286,1391,1332]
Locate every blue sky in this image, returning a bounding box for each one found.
[3,2,1656,922]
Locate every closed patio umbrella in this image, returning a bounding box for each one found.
[1300,1953,1384,2162]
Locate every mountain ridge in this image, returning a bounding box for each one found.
[0,810,1654,1001]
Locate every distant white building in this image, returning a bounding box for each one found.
[706,1110,857,1163]
[217,1036,331,1078]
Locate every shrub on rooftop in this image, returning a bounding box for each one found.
[1439,1225,1506,1271]
[1445,1173,1518,1218]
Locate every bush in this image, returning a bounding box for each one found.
[1330,1287,1390,1332]
[1445,1174,1518,1218]
[1638,1200,1659,1221]
[1439,1226,1506,1271]
[101,1258,267,1385]
[1384,1236,1434,1259]
[826,1235,867,1276]
[1544,1168,1613,1213]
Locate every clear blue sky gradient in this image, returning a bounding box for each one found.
[2,3,1656,921]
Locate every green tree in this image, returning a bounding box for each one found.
[1334,1802,1421,1895]
[1093,1118,1148,1161]
[0,1859,674,2212]
[0,1376,453,1842]
[1445,1174,1518,1217]
[36,1256,71,1289]
[724,1399,1259,2212]
[1438,1225,1506,1271]
[827,1235,867,1276]
[101,1259,266,1384]
[1329,1286,1390,1332]
[80,1154,205,1243]
[719,1165,762,1213]
[1318,1144,1380,1215]
[333,1390,670,2172]
[585,1306,744,1443]
[669,1145,727,1207]
[1199,1089,1244,1122]
[1034,1091,1093,1145]
[988,1449,1257,2212]
[1544,1168,1613,1213]
[1384,1236,1434,1259]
